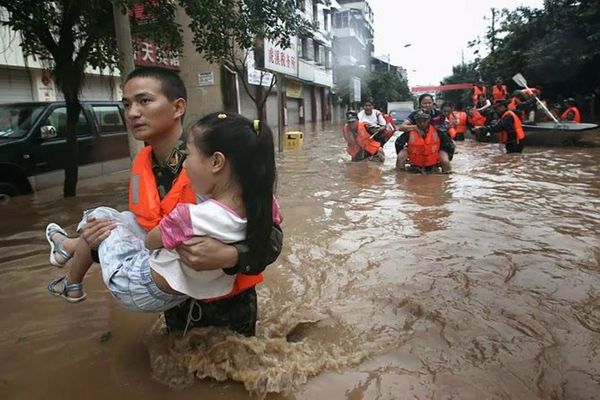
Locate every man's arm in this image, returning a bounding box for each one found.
[398,118,416,132]
[478,114,513,134]
[177,224,283,274]
[226,224,283,275]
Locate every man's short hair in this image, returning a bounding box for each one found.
[363,97,375,105]
[124,67,187,102]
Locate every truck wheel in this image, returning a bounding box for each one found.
[0,182,20,204]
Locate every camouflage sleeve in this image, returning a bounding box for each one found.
[223,224,284,276]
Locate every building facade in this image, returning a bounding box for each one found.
[332,0,374,69]
[235,0,342,127]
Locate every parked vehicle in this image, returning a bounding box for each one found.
[0,101,129,200]
[388,109,413,125]
[387,101,414,124]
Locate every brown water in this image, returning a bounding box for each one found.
[1,125,599,399]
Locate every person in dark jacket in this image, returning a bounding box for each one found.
[473,100,527,154]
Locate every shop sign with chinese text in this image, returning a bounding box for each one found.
[264,37,298,77]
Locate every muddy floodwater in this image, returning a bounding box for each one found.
[1,125,599,400]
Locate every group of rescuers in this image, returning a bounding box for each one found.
[342,77,583,173]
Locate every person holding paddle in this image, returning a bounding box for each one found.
[473,100,526,154]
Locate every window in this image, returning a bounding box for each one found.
[314,42,321,64]
[92,105,125,134]
[0,7,9,22]
[0,105,45,139]
[297,0,305,12]
[300,37,308,59]
[334,12,349,28]
[43,107,91,138]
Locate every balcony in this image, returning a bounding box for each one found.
[298,58,333,87]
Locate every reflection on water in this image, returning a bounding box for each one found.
[1,125,599,399]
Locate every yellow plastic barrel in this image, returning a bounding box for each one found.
[284,131,304,148]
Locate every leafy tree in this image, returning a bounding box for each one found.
[458,1,600,108]
[0,0,180,197]
[179,0,310,119]
[440,62,480,108]
[367,70,413,112]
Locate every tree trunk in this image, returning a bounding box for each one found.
[55,63,83,198]
[62,91,81,198]
[112,0,143,159]
[255,85,267,120]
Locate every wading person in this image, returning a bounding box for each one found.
[471,80,487,106]
[45,68,282,336]
[46,113,281,335]
[395,110,451,174]
[358,97,388,146]
[397,93,454,164]
[342,110,385,162]
[473,99,526,154]
[452,105,468,141]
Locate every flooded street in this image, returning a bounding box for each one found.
[1,125,599,399]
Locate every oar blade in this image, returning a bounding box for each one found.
[512,73,527,88]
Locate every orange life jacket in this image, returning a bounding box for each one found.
[467,109,486,127]
[343,122,381,157]
[444,112,457,139]
[129,146,263,301]
[560,106,581,123]
[472,86,487,104]
[497,110,526,144]
[507,97,526,121]
[492,84,508,102]
[407,125,440,167]
[453,111,468,134]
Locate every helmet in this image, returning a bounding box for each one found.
[346,110,359,122]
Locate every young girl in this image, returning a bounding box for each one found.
[46,112,280,312]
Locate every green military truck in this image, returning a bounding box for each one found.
[0,101,130,201]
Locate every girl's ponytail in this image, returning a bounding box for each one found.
[190,113,277,268]
[241,119,276,267]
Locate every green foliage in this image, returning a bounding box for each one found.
[367,71,413,111]
[440,63,479,107]
[448,0,600,101]
[180,0,309,63]
[333,67,412,109]
[179,0,310,116]
[0,0,182,197]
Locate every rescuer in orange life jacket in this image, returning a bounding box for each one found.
[491,77,508,103]
[395,110,452,174]
[472,99,526,154]
[74,67,283,335]
[560,98,581,123]
[343,110,385,162]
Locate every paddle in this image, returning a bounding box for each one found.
[512,73,560,124]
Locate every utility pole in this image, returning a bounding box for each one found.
[111,1,143,159]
